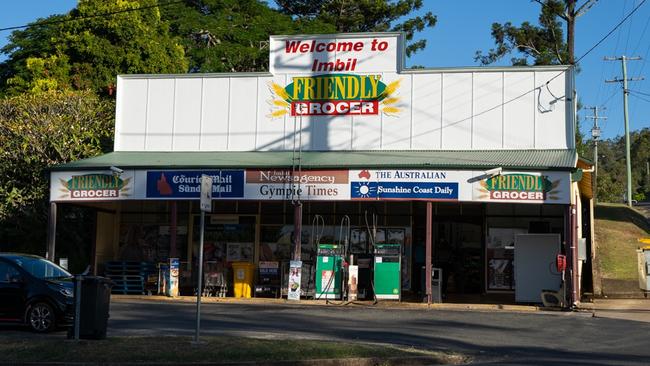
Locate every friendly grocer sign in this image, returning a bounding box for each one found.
[473,172,569,203]
[54,173,132,200]
[268,74,401,117]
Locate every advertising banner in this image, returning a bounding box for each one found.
[287,260,302,301]
[473,171,570,204]
[245,169,349,201]
[166,258,180,297]
[146,170,244,199]
[349,169,471,201]
[269,34,401,74]
[51,170,135,201]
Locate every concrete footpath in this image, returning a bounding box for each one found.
[580,299,650,323]
[111,294,544,313]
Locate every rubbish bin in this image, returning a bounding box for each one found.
[232,262,255,298]
[637,247,650,295]
[68,276,113,339]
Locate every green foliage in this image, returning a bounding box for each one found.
[476,0,571,65]
[275,0,437,56]
[0,90,114,252]
[589,128,650,202]
[1,0,188,96]
[160,0,333,73]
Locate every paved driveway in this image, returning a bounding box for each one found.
[103,299,650,365]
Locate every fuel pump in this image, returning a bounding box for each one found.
[315,243,343,299]
[373,243,401,300]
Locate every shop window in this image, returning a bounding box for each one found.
[514,204,541,216]
[541,204,565,216]
[461,203,483,216]
[335,202,360,225]
[486,203,515,216]
[237,201,259,214]
[436,203,460,216]
[261,202,285,225]
[213,200,236,214]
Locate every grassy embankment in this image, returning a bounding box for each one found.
[594,203,650,294]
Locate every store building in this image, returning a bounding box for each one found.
[48,32,594,306]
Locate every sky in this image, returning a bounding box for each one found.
[1,0,649,141]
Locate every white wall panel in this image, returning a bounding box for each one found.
[441,73,473,149]
[472,72,503,149]
[115,67,572,152]
[256,75,286,150]
[351,112,382,150]
[411,73,442,149]
[535,71,568,148]
[145,79,175,151]
[172,78,203,151]
[381,73,412,149]
[115,78,147,151]
[200,78,230,151]
[228,78,258,150]
[503,72,535,148]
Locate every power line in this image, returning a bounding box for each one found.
[629,92,650,103]
[466,0,647,124]
[0,0,185,33]
[628,89,650,97]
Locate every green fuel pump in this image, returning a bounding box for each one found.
[315,244,343,299]
[373,243,401,300]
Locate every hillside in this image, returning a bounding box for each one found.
[594,204,650,296]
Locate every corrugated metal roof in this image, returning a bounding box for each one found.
[50,149,577,171]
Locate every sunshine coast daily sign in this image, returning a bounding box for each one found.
[268,33,404,118]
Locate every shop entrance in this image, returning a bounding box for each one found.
[433,220,483,295]
[190,214,257,296]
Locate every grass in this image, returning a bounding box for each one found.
[0,336,465,364]
[595,203,650,280]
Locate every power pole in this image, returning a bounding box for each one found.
[585,106,606,202]
[605,55,644,207]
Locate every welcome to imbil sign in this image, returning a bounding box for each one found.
[267,34,404,117]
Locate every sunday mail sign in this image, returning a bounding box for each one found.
[269,33,403,74]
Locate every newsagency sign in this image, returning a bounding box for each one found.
[50,169,570,204]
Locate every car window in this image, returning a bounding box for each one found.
[0,262,21,283]
[10,257,71,279]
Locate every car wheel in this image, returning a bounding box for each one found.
[26,302,56,333]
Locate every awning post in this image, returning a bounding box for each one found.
[47,202,57,262]
[426,201,433,305]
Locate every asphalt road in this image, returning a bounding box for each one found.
[2,299,649,365]
[100,299,650,365]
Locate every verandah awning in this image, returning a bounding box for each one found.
[51,149,578,171]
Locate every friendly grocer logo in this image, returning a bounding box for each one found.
[476,173,560,201]
[58,174,131,199]
[268,74,401,118]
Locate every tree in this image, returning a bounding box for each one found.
[475,0,598,66]
[159,0,334,73]
[0,90,114,257]
[275,0,437,56]
[0,0,188,96]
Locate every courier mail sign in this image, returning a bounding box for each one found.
[268,33,404,117]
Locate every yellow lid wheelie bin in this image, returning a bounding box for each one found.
[232,262,255,298]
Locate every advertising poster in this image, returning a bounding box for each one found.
[166,258,180,297]
[146,170,244,199]
[287,260,302,301]
[51,170,135,201]
[349,169,470,201]
[473,171,570,204]
[245,170,349,201]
